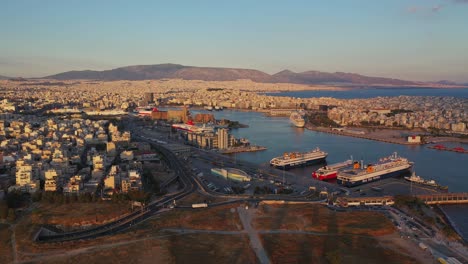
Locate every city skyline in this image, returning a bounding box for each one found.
[1,0,468,82]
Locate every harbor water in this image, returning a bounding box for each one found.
[191,109,468,240]
[265,87,468,99]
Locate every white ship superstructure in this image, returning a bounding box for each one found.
[270,148,327,169]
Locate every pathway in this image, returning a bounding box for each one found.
[237,206,271,264]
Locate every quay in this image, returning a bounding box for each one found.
[305,125,419,145]
[337,193,468,207]
[219,145,267,154]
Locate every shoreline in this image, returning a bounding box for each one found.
[305,125,468,146]
[219,146,267,154]
[435,205,468,244]
[304,125,419,145]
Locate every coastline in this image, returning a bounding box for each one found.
[304,125,420,145]
[305,124,468,146]
[435,205,467,244]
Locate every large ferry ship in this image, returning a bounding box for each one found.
[337,152,412,187]
[312,159,353,181]
[172,120,214,133]
[270,148,327,169]
[289,111,306,128]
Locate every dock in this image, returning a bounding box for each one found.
[306,125,419,145]
[219,145,267,154]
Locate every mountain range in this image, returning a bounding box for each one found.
[0,75,10,80]
[42,63,420,86]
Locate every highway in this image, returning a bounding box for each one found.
[37,134,197,243]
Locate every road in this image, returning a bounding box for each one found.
[37,132,197,242]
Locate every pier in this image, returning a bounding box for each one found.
[417,193,468,205]
[306,125,420,145]
[219,145,267,154]
[337,193,468,207]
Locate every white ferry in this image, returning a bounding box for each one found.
[270,148,327,169]
[337,152,412,187]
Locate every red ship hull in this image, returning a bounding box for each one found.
[312,171,338,181]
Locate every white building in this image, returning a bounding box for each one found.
[44,169,58,192]
[217,128,229,150]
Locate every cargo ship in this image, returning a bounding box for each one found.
[404,171,448,191]
[312,159,353,180]
[270,148,327,169]
[337,152,412,187]
[289,111,306,128]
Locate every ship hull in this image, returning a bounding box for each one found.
[337,168,411,187]
[313,171,338,181]
[272,157,326,170]
[290,120,305,128]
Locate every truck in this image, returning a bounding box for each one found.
[192,203,208,209]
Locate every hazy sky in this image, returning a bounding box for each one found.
[1,0,468,82]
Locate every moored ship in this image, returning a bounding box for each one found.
[337,152,412,187]
[270,148,327,169]
[312,159,353,181]
[404,171,448,191]
[172,120,214,133]
[289,111,306,128]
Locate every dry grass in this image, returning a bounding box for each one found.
[30,202,131,229]
[36,238,172,264]
[176,191,230,206]
[0,223,13,264]
[145,203,243,231]
[254,204,395,236]
[167,233,257,264]
[261,233,419,264]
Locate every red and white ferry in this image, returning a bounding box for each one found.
[312,159,353,181]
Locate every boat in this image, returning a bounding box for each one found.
[270,148,327,169]
[172,120,214,133]
[289,111,306,128]
[204,106,213,111]
[337,152,413,187]
[137,107,158,117]
[312,159,353,180]
[404,171,448,190]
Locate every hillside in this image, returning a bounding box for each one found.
[0,75,10,80]
[45,64,271,82]
[44,63,420,86]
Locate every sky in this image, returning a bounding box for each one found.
[1,0,468,82]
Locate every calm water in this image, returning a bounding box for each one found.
[265,87,468,99]
[191,109,468,240]
[439,205,468,242]
[193,110,468,191]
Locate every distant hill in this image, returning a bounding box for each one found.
[45,64,271,82]
[271,70,416,85]
[0,75,10,80]
[44,63,420,86]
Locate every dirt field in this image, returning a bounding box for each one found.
[30,202,131,229]
[261,233,419,264]
[175,191,231,206]
[145,204,243,231]
[0,223,13,263]
[13,202,435,263]
[253,204,395,236]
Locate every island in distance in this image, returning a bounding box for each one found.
[42,63,468,87]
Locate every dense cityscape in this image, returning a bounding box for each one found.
[2,1,468,263]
